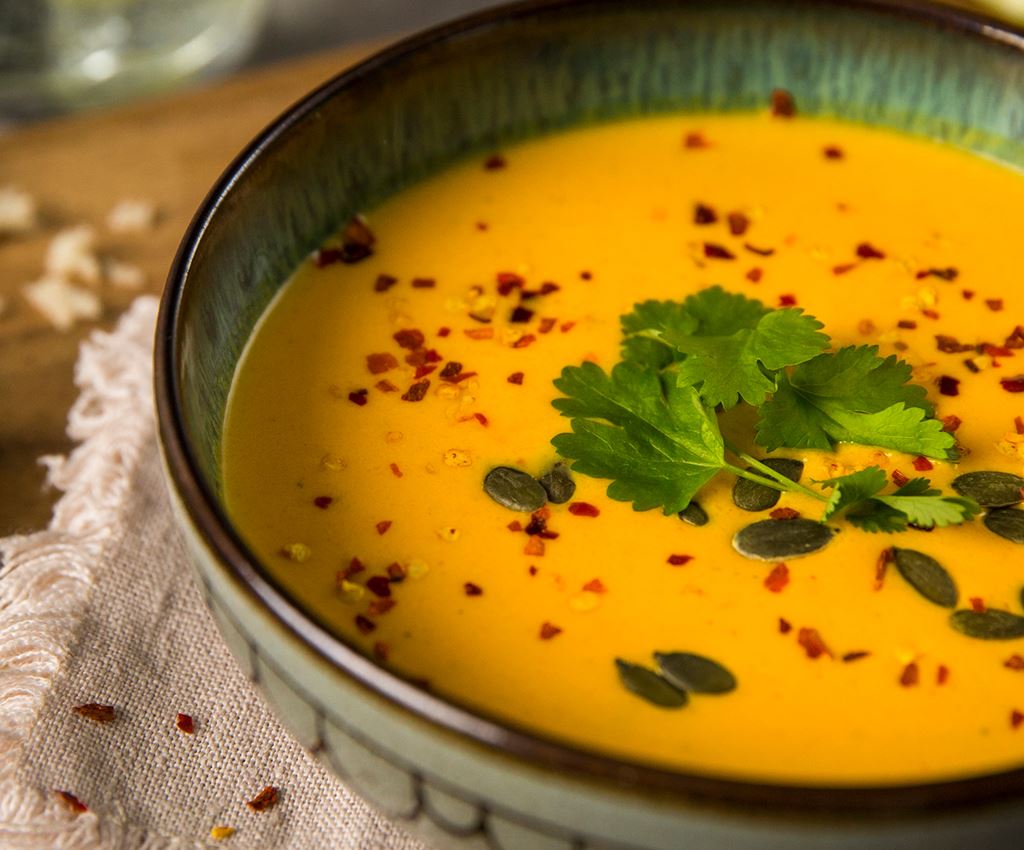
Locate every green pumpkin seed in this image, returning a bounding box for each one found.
[654,652,737,694]
[678,501,709,527]
[891,548,958,608]
[951,471,1024,507]
[538,463,576,504]
[984,508,1024,544]
[483,467,547,512]
[614,659,687,708]
[950,609,1024,640]
[732,458,805,512]
[732,518,834,561]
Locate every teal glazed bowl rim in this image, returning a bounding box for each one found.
[156,0,1024,818]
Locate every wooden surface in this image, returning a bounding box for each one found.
[0,44,376,536]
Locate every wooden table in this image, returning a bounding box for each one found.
[0,45,376,535]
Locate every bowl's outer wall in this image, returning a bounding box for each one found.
[177,0,1024,494]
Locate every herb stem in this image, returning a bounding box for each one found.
[724,443,828,503]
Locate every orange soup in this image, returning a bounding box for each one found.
[222,113,1024,785]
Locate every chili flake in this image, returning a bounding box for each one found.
[770,88,796,117]
[667,554,693,566]
[366,576,391,598]
[507,371,524,385]
[464,327,494,340]
[402,380,430,401]
[986,298,1005,312]
[832,262,857,275]
[560,321,576,333]
[510,306,535,323]
[496,271,524,295]
[367,352,399,374]
[374,274,397,292]
[963,289,975,300]
[1016,416,1024,435]
[937,665,950,685]
[246,786,279,813]
[778,294,797,306]
[484,154,506,170]
[524,536,545,556]
[779,617,793,634]
[898,662,920,686]
[374,642,390,660]
[1005,655,1024,670]
[1000,375,1024,393]
[912,456,933,472]
[538,317,557,334]
[341,558,365,580]
[694,203,717,225]
[368,598,396,616]
[891,470,909,487]
[72,703,116,723]
[1013,710,1024,730]
[375,379,398,393]
[412,277,436,289]
[568,502,600,517]
[176,712,195,734]
[55,790,88,813]
[727,211,750,236]
[439,361,463,381]
[389,463,403,478]
[823,146,844,159]
[355,615,376,635]
[842,651,870,663]
[529,565,539,576]
[875,547,892,591]
[897,320,917,330]
[941,415,962,433]
[683,131,709,149]
[746,267,763,283]
[797,628,831,659]
[513,334,537,349]
[916,267,958,281]
[970,597,987,613]
[539,622,562,640]
[507,520,522,532]
[473,413,489,427]
[744,243,775,256]
[582,578,607,594]
[393,328,425,350]
[376,520,392,535]
[769,507,800,520]
[703,242,735,260]
[464,582,483,596]
[936,334,974,353]
[764,563,790,593]
[313,496,333,509]
[348,389,368,406]
[937,375,960,396]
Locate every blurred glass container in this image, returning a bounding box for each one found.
[0,0,270,118]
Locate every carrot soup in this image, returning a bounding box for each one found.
[222,108,1024,785]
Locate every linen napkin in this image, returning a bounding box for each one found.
[0,297,429,850]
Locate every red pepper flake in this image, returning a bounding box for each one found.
[315,247,344,267]
[568,501,600,517]
[764,563,790,593]
[451,371,478,383]
[55,790,88,813]
[703,242,735,260]
[778,294,797,307]
[72,703,116,723]
[937,664,950,685]
[1000,375,1024,393]
[414,365,436,380]
[916,267,958,281]
[389,463,403,478]
[1015,416,1024,435]
[693,203,718,225]
[936,334,974,353]
[970,597,987,613]
[922,308,940,320]
[962,289,976,300]
[1012,710,1024,730]
[986,298,1005,312]
[510,305,535,323]
[560,321,576,333]
[412,277,436,289]
[683,131,710,149]
[580,270,593,281]
[770,88,796,117]
[539,281,561,295]
[464,582,483,596]
[340,557,365,580]
[832,262,857,275]
[937,375,960,397]
[855,242,885,260]
[778,617,792,634]
[539,622,562,640]
[437,326,451,338]
[393,328,425,350]
[464,327,494,340]
[899,662,919,687]
[1006,326,1024,349]
[313,496,333,509]
[348,389,369,406]
[797,628,831,659]
[746,267,763,283]
[484,153,506,170]
[439,361,463,380]
[342,214,375,251]
[897,320,917,330]
[941,415,962,433]
[376,520,392,535]
[538,317,557,334]
[891,470,909,487]
[368,598,396,616]
[496,271,524,295]
[387,562,407,581]
[842,651,870,663]
[475,221,488,231]
[984,344,1014,358]
[874,547,892,591]
[823,145,844,159]
[355,615,376,635]
[582,578,608,594]
[373,641,390,661]
[507,371,525,385]
[744,243,775,256]
[507,520,522,532]
[175,712,194,734]
[402,380,430,401]
[727,211,750,236]
[473,412,489,427]
[366,352,399,374]
[769,507,800,520]
[667,554,693,566]
[246,786,279,813]
[367,576,391,598]
[513,334,537,349]
[1005,655,1024,670]
[524,536,545,556]
[528,565,539,576]
[374,274,398,293]
[912,456,933,472]
[375,379,399,393]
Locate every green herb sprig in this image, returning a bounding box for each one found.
[551,286,977,532]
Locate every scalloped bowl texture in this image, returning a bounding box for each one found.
[155,2,1024,847]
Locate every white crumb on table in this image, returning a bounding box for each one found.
[106,259,146,290]
[0,185,39,235]
[106,199,157,234]
[23,275,102,331]
[45,225,102,285]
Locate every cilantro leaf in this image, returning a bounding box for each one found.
[756,346,954,458]
[665,306,828,409]
[844,500,910,533]
[680,285,768,336]
[875,479,981,528]
[551,361,725,514]
[818,467,887,521]
[620,300,696,368]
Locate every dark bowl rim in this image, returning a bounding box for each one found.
[156,0,1024,817]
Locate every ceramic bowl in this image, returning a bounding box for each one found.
[155,2,1024,847]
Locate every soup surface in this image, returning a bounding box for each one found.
[223,113,1024,785]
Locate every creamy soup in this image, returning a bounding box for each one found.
[222,112,1024,785]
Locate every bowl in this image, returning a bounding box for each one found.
[155,2,1024,847]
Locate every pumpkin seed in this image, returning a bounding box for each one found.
[950,609,1024,640]
[731,458,805,512]
[951,471,1024,507]
[483,467,547,512]
[984,508,1024,544]
[732,518,834,561]
[654,652,736,694]
[614,659,687,708]
[891,548,958,608]
[678,501,709,527]
[538,463,576,504]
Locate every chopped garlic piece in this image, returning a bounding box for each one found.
[106,198,157,233]
[106,259,146,289]
[443,449,472,467]
[23,276,101,330]
[0,186,38,235]
[46,225,101,284]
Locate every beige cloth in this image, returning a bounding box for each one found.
[0,297,428,850]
